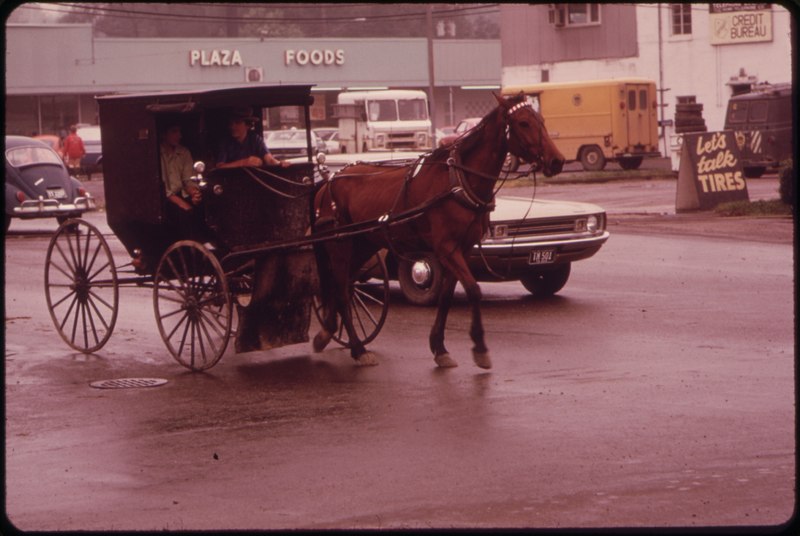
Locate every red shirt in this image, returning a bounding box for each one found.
[62,133,85,159]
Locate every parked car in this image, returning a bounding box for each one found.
[390,195,609,305]
[76,125,103,180]
[435,125,456,146]
[266,129,326,159]
[5,135,96,231]
[314,128,341,154]
[438,117,481,147]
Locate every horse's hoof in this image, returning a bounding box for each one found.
[313,330,332,353]
[473,351,492,369]
[354,352,379,367]
[434,353,458,368]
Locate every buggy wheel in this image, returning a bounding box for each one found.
[154,241,232,371]
[314,251,390,348]
[45,218,118,353]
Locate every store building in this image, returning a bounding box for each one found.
[5,23,501,137]
[500,3,794,158]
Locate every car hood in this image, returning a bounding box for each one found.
[492,196,605,222]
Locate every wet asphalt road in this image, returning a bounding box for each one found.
[4,177,795,531]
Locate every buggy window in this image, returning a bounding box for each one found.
[748,101,768,123]
[6,145,63,167]
[727,101,748,124]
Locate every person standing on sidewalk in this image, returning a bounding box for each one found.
[61,125,86,177]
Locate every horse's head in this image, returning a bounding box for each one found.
[496,93,565,177]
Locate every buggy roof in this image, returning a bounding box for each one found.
[96,84,315,109]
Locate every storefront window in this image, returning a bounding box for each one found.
[40,95,80,136]
[5,96,39,136]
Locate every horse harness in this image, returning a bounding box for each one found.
[317,99,541,232]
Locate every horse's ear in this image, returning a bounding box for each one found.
[493,92,509,108]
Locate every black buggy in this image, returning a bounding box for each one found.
[43,85,389,371]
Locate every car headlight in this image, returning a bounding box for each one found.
[375,134,386,147]
[416,132,428,146]
[587,215,598,233]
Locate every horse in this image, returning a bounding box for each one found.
[312,92,565,368]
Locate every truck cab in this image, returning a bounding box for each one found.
[723,83,792,178]
[335,90,432,153]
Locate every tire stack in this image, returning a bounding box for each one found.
[674,96,707,134]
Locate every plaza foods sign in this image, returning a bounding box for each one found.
[190,49,243,67]
[710,4,773,45]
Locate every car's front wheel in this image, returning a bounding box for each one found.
[520,263,571,298]
[398,254,443,306]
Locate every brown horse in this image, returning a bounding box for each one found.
[313,93,564,368]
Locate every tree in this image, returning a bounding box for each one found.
[51,3,499,39]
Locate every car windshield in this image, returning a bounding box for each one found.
[268,130,306,141]
[398,98,428,121]
[367,100,397,122]
[6,145,63,167]
[727,102,748,124]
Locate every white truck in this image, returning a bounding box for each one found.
[335,89,432,153]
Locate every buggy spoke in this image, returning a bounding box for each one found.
[49,257,75,280]
[54,241,77,275]
[87,288,116,312]
[51,288,77,310]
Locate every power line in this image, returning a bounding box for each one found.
[35,2,499,25]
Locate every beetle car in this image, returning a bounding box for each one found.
[391,195,609,305]
[5,135,96,231]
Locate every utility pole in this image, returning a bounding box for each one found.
[226,4,238,38]
[426,5,437,145]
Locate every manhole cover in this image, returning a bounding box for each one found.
[89,378,168,389]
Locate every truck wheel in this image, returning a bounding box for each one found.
[744,166,766,179]
[618,157,643,170]
[398,254,442,306]
[520,263,571,298]
[580,146,606,171]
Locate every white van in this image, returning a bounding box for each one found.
[335,90,432,153]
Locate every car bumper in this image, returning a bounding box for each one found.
[468,231,610,278]
[13,196,96,218]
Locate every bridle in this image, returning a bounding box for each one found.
[505,101,548,172]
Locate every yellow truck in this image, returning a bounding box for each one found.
[502,78,661,171]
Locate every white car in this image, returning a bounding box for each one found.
[390,195,610,305]
[265,129,326,159]
[314,128,341,155]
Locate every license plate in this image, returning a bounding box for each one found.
[528,248,556,265]
[46,188,67,200]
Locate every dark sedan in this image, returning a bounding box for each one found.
[5,135,96,231]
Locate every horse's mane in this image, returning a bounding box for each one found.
[428,93,527,161]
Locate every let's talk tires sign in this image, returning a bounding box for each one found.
[675,131,749,212]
